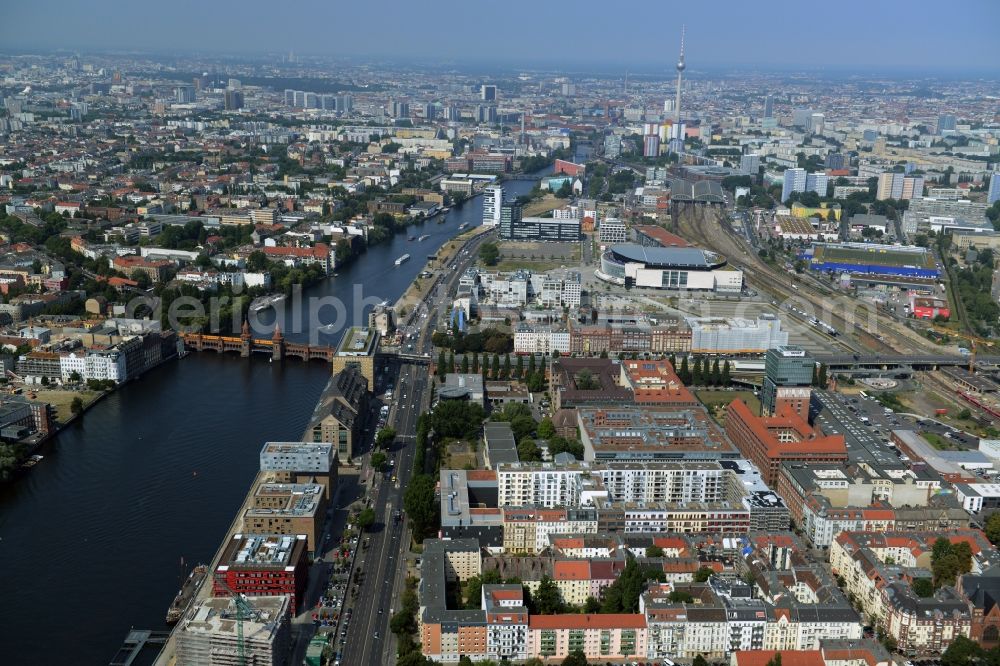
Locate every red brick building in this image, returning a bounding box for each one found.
[725,400,847,486]
[213,534,309,614]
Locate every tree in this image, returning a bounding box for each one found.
[694,566,715,583]
[479,242,500,266]
[534,575,565,614]
[376,427,396,448]
[766,654,783,666]
[491,353,500,380]
[560,650,588,666]
[447,351,455,374]
[583,596,601,613]
[722,360,731,386]
[501,353,511,380]
[711,358,721,386]
[371,451,387,472]
[437,349,447,380]
[538,418,557,440]
[460,355,469,374]
[941,635,981,666]
[514,354,523,379]
[404,474,440,538]
[69,370,82,384]
[646,545,664,557]
[70,396,84,415]
[668,590,694,603]
[692,356,703,385]
[985,513,1000,546]
[472,352,480,374]
[528,353,537,375]
[693,657,709,666]
[517,438,542,462]
[679,356,690,384]
[912,577,934,597]
[355,507,376,531]
[818,363,828,387]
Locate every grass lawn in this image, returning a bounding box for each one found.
[493,259,569,272]
[523,193,563,217]
[33,389,101,424]
[696,390,761,423]
[922,432,955,450]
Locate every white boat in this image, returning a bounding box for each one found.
[395,254,410,266]
[250,294,286,312]
[418,235,429,241]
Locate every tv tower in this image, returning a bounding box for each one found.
[674,25,685,125]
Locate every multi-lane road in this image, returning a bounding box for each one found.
[336,228,492,666]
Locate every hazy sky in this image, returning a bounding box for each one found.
[3,0,999,74]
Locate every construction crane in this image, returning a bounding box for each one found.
[217,581,263,666]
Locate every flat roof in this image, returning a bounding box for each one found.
[336,326,378,356]
[218,533,307,570]
[607,243,723,269]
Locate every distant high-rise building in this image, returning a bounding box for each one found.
[560,82,576,96]
[481,84,497,101]
[227,78,241,90]
[284,89,296,106]
[937,114,957,134]
[781,168,807,203]
[781,169,827,203]
[175,86,195,104]
[825,153,847,171]
[762,345,815,419]
[304,92,319,109]
[421,103,436,120]
[763,94,774,119]
[320,94,336,111]
[876,172,924,201]
[444,105,460,121]
[862,129,878,143]
[643,134,660,157]
[476,104,497,124]
[989,173,1000,205]
[293,91,305,108]
[740,153,760,176]
[336,94,353,113]
[809,113,825,135]
[792,108,815,128]
[483,186,503,226]
[391,100,409,118]
[806,172,828,197]
[224,90,244,111]
[498,201,523,238]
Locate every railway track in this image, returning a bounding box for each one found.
[675,206,937,357]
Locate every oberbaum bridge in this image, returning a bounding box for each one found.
[178,322,1000,374]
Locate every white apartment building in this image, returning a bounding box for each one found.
[483,186,503,226]
[497,464,583,508]
[598,218,628,245]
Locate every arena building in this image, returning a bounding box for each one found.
[805,242,939,280]
[597,243,743,292]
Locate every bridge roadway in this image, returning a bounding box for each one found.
[815,353,1000,369]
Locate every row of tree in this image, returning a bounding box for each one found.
[670,354,732,387]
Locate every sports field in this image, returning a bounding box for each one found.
[813,244,934,269]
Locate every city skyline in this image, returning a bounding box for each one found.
[3,0,1000,74]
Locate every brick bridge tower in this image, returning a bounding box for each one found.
[240,319,252,357]
[272,323,284,362]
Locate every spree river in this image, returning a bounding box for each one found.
[0,175,544,665]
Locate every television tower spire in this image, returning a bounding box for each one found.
[674,25,685,125]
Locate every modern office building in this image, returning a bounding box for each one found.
[686,315,788,354]
[213,534,309,614]
[175,85,195,104]
[481,84,497,101]
[483,186,503,226]
[223,90,243,111]
[763,94,774,119]
[761,346,815,419]
[243,483,327,554]
[989,173,1000,205]
[500,214,580,242]
[259,442,337,498]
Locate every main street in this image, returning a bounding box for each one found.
[337,226,494,666]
